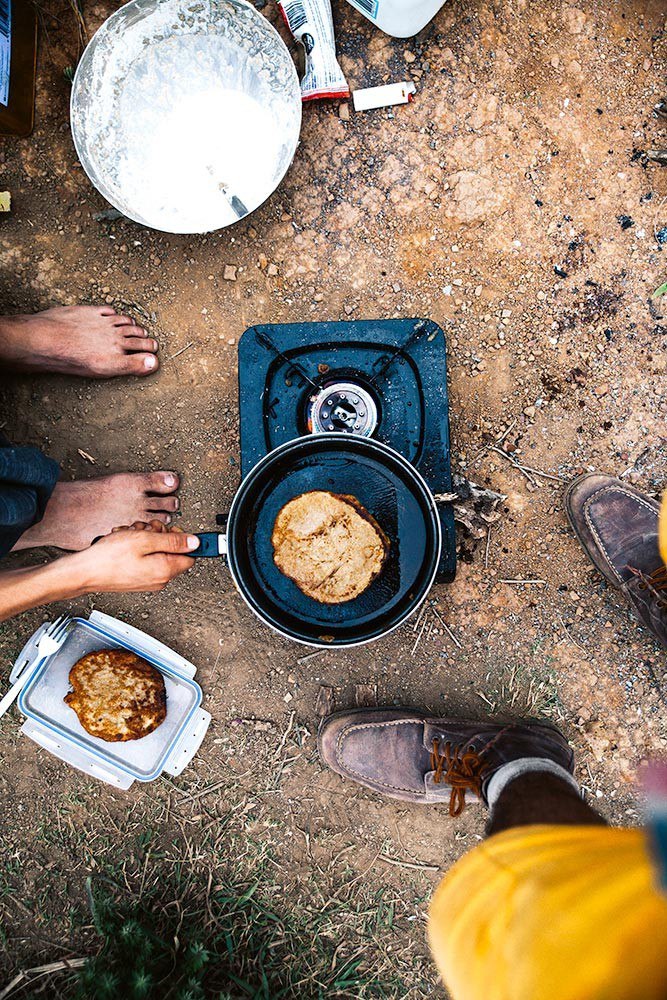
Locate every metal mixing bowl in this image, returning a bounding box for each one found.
[71,0,302,233]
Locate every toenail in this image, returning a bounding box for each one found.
[151,340,158,351]
[164,473,177,487]
[145,355,157,369]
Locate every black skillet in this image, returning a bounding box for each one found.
[194,434,442,647]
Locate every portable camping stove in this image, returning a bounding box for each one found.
[238,319,456,581]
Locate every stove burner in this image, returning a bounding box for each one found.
[308,382,378,437]
[238,319,457,581]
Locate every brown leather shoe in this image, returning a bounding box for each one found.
[564,473,667,648]
[318,709,574,813]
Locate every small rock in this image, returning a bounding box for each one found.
[523,405,536,418]
[267,263,278,276]
[616,214,634,230]
[223,265,237,281]
[594,384,609,397]
[404,50,416,63]
[339,102,350,121]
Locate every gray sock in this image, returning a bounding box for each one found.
[486,757,581,809]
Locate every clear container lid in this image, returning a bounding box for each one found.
[19,617,202,781]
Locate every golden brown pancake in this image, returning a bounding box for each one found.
[271,490,389,604]
[64,649,167,742]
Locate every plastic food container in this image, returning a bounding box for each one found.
[11,611,210,789]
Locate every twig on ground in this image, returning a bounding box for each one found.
[495,419,517,446]
[212,642,224,673]
[167,342,194,361]
[429,601,462,649]
[499,578,546,585]
[484,526,492,569]
[274,710,296,759]
[489,446,538,486]
[412,604,427,632]
[379,855,440,873]
[489,446,563,485]
[297,650,324,664]
[173,778,229,806]
[468,419,517,468]
[476,690,497,711]
[0,959,86,1000]
[558,615,587,654]
[410,615,428,656]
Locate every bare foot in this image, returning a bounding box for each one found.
[12,472,180,551]
[0,305,159,378]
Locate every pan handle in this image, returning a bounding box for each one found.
[194,533,228,559]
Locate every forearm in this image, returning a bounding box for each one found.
[0,555,88,622]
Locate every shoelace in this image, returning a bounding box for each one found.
[628,564,667,610]
[430,728,509,817]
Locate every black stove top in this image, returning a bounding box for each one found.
[238,319,456,581]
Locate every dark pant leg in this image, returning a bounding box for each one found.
[0,433,60,558]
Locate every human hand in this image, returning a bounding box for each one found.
[111,518,177,535]
[70,522,200,594]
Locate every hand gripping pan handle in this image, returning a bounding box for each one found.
[194,533,228,558]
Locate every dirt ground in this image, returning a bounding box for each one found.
[0,0,666,994]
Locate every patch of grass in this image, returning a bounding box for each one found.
[3,806,429,1000]
[479,661,564,721]
[65,862,408,1000]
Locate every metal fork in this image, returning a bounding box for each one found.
[35,614,71,657]
[0,614,72,719]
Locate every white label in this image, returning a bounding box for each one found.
[349,0,379,20]
[279,0,349,101]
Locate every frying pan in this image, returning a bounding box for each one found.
[195,435,442,647]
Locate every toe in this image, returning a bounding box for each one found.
[120,353,159,376]
[148,512,172,526]
[124,336,158,353]
[99,305,118,317]
[145,471,180,494]
[111,313,137,327]
[146,495,179,513]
